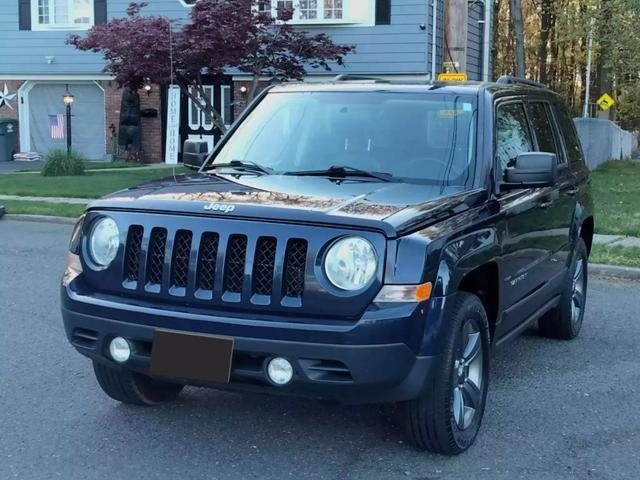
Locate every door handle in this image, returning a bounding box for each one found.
[539,201,552,209]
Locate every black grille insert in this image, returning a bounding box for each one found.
[124,225,143,283]
[252,237,277,296]
[196,232,219,292]
[283,239,307,298]
[223,235,248,294]
[170,230,192,289]
[147,228,167,286]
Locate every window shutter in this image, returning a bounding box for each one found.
[94,0,107,24]
[18,0,31,31]
[375,0,391,25]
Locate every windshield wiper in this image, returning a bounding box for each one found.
[206,160,272,175]
[284,165,397,183]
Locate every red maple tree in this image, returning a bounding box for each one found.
[69,0,353,133]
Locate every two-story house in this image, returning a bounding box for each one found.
[0,0,492,163]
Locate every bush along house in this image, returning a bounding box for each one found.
[0,0,493,163]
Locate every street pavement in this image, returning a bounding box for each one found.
[1,219,639,480]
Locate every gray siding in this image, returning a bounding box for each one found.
[303,0,429,76]
[0,0,486,79]
[0,0,191,75]
[466,0,485,81]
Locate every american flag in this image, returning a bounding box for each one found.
[49,114,65,139]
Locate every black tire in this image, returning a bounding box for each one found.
[93,361,184,406]
[538,238,588,340]
[400,293,490,455]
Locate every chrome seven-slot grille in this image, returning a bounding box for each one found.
[122,225,308,305]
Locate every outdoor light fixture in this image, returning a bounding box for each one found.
[144,84,152,95]
[239,85,248,94]
[63,92,75,106]
[63,90,75,157]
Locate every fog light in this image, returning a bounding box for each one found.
[266,357,293,385]
[109,337,131,363]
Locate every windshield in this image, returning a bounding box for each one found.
[211,91,478,185]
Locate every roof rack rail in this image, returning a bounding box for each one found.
[333,74,390,83]
[496,75,547,89]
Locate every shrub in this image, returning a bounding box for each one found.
[41,150,86,177]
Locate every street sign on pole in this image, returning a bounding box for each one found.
[597,93,615,111]
[165,85,181,165]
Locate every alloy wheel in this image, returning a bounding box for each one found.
[452,320,484,430]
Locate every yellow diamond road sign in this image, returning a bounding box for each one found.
[597,93,615,111]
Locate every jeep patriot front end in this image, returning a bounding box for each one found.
[62,79,594,454]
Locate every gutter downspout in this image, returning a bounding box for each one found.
[482,0,492,81]
[431,0,438,79]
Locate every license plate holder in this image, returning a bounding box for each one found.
[150,329,234,383]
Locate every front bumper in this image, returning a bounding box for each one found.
[61,284,444,404]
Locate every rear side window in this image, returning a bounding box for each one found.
[527,102,562,162]
[554,103,583,164]
[496,102,533,174]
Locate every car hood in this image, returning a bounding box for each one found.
[89,173,487,238]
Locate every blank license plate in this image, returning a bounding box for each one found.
[150,329,234,383]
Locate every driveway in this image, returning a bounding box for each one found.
[1,219,639,480]
[0,160,42,174]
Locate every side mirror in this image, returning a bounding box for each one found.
[183,140,210,170]
[503,152,557,190]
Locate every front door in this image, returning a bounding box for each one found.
[494,98,572,337]
[181,79,233,158]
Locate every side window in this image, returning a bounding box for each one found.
[527,102,562,161]
[495,102,533,175]
[554,103,583,164]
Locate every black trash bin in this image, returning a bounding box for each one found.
[0,119,18,162]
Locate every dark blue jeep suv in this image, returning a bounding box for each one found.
[61,77,593,454]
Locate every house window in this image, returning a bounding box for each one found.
[324,0,342,19]
[32,0,94,30]
[262,0,346,23]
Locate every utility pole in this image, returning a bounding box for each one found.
[583,18,595,118]
[444,0,469,74]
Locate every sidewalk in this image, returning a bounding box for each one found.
[0,194,93,205]
[593,234,640,248]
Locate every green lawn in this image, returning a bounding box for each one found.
[591,244,640,269]
[1,200,86,218]
[0,167,186,199]
[591,161,640,237]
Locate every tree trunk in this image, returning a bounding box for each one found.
[509,0,526,77]
[247,74,262,103]
[538,0,554,84]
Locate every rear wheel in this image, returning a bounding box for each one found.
[400,293,490,455]
[539,238,588,340]
[93,361,184,406]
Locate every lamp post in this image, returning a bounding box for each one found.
[63,92,75,157]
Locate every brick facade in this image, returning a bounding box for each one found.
[232,80,270,118]
[0,80,23,151]
[102,81,163,163]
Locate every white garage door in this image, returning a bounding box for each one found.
[29,83,105,160]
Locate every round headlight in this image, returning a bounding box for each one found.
[89,217,119,267]
[324,236,377,291]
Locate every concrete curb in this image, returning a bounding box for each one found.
[589,263,640,281]
[2,214,77,225]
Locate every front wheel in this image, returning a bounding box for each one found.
[400,293,490,455]
[93,361,184,406]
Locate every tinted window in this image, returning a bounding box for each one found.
[527,102,561,160]
[213,92,478,186]
[496,102,533,175]
[554,103,583,164]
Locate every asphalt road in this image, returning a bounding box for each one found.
[1,219,639,480]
